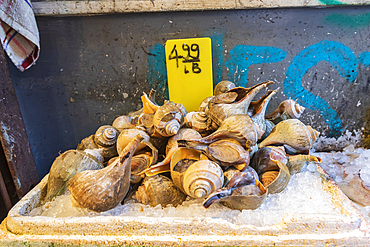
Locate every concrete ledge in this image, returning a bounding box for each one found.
[30,0,370,16]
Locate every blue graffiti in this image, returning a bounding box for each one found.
[147,44,169,103]
[358,51,370,67]
[146,39,367,137]
[225,45,287,87]
[284,40,358,137]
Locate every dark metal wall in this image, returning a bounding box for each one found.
[7,6,370,179]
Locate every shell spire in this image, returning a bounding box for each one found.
[266,99,305,124]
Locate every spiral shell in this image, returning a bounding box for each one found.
[95,125,119,147]
[199,96,213,112]
[248,88,278,133]
[179,138,250,171]
[77,135,98,150]
[214,80,236,96]
[259,119,320,153]
[266,99,305,124]
[250,146,290,194]
[183,111,213,135]
[152,101,185,137]
[183,160,224,198]
[140,128,202,177]
[250,146,288,175]
[77,125,119,161]
[170,147,208,194]
[133,175,187,207]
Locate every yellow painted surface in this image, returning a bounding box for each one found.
[165,37,213,112]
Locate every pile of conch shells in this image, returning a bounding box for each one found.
[44,80,322,212]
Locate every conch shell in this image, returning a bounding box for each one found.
[183,111,214,135]
[170,148,223,198]
[199,96,213,112]
[183,159,224,198]
[141,128,202,176]
[259,119,320,153]
[116,128,150,155]
[178,138,250,171]
[128,89,158,117]
[266,99,305,124]
[213,80,236,96]
[77,125,119,161]
[152,101,186,137]
[112,115,135,133]
[131,140,158,183]
[133,174,187,207]
[44,149,104,203]
[179,114,263,148]
[250,146,290,194]
[68,135,144,212]
[203,171,267,210]
[207,80,274,126]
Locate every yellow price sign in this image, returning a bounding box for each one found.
[165,37,213,112]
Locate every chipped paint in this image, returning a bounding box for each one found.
[0,121,15,163]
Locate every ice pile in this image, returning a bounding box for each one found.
[28,168,341,227]
[312,130,362,152]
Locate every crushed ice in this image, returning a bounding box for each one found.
[28,170,341,227]
[28,130,370,226]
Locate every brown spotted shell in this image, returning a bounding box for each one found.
[133,174,187,207]
[68,135,144,212]
[259,119,320,153]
